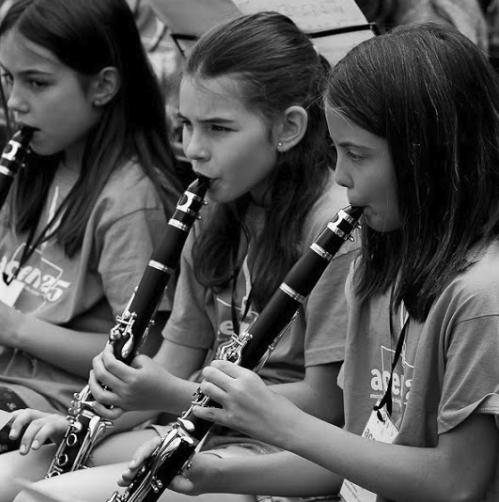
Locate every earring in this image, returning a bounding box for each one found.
[93,99,102,106]
[277,141,283,151]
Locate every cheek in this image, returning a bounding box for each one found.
[380,194,402,231]
[181,130,189,150]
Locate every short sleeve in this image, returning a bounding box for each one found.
[299,178,360,367]
[162,229,216,350]
[92,163,175,317]
[302,248,358,366]
[438,313,499,433]
[437,271,499,433]
[97,206,169,315]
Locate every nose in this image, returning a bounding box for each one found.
[7,83,29,116]
[182,127,210,163]
[333,156,353,189]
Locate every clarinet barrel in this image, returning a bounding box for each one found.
[108,175,210,364]
[45,176,210,478]
[0,126,34,210]
[106,205,361,502]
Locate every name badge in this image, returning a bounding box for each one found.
[0,277,24,307]
[340,405,398,502]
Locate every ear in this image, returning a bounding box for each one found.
[276,105,308,152]
[90,66,120,107]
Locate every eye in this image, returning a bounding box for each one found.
[26,79,49,90]
[1,72,13,87]
[347,151,363,163]
[210,124,230,132]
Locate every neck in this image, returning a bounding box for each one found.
[62,137,87,173]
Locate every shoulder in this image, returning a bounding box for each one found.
[302,171,350,240]
[88,159,169,236]
[98,159,165,214]
[453,241,499,294]
[435,241,499,320]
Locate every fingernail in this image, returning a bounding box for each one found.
[19,444,26,454]
[9,429,16,439]
[32,440,40,449]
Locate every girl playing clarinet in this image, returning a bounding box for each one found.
[0,0,182,451]
[138,21,499,502]
[0,10,357,502]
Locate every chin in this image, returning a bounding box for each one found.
[28,142,48,156]
[365,216,400,233]
[363,209,399,233]
[206,192,224,204]
[206,189,238,205]
[29,144,60,158]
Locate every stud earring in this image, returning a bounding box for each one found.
[277,141,283,150]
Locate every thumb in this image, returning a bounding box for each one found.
[131,354,151,369]
[169,474,195,494]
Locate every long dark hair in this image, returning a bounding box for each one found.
[325,22,499,321]
[0,0,182,256]
[185,12,334,310]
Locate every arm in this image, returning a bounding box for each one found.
[0,304,106,377]
[178,450,342,497]
[268,361,344,425]
[122,439,341,496]
[299,411,498,502]
[168,415,496,501]
[0,269,167,378]
[195,360,499,502]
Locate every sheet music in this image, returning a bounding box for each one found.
[149,0,374,66]
[149,0,241,36]
[313,29,374,65]
[231,0,367,33]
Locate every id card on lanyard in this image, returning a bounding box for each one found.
[0,277,24,307]
[340,304,409,502]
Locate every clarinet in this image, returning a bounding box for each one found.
[0,126,34,210]
[0,126,33,450]
[106,205,362,502]
[45,175,210,478]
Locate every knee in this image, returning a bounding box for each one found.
[0,475,23,502]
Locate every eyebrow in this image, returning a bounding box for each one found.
[0,62,52,77]
[176,112,236,125]
[336,141,373,151]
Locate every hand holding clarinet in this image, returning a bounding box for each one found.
[108,205,362,502]
[120,360,303,496]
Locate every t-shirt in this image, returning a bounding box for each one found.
[0,161,175,413]
[164,172,358,385]
[340,241,499,501]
